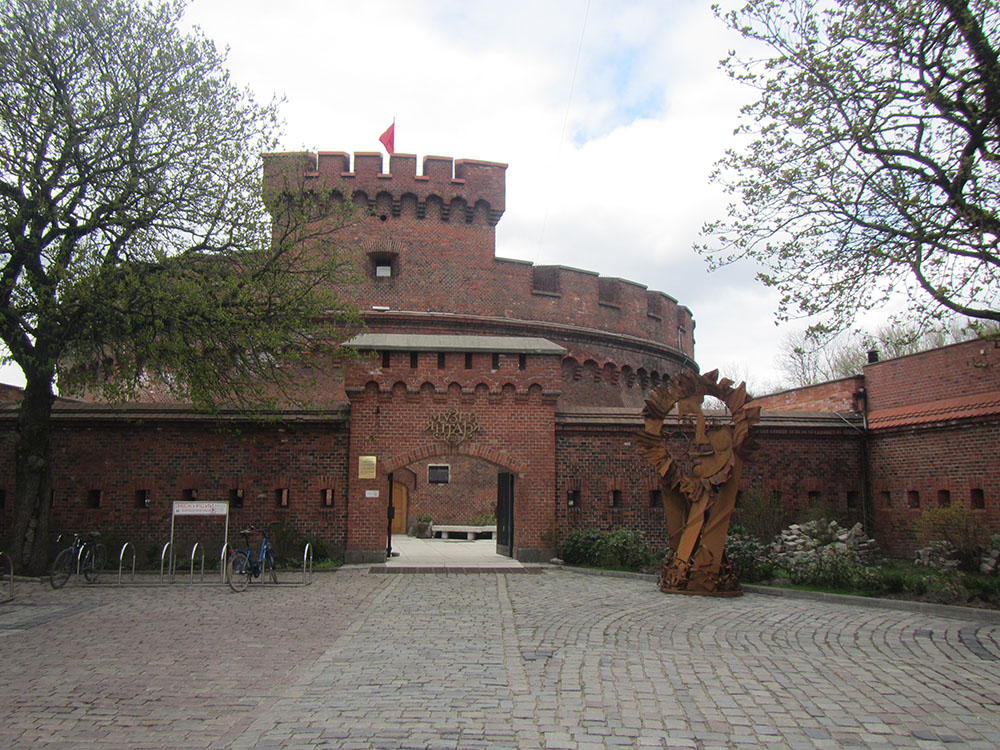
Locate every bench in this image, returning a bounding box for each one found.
[432,525,497,540]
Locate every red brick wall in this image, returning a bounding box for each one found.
[864,338,1000,411]
[406,455,498,528]
[553,412,866,554]
[0,416,351,560]
[263,151,695,360]
[344,352,560,562]
[869,418,1000,555]
[752,376,864,413]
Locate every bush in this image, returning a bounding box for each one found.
[787,546,863,588]
[726,531,775,582]
[468,512,496,526]
[558,528,652,571]
[913,505,988,572]
[733,488,785,544]
[267,520,331,567]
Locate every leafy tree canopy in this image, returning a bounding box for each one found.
[0,0,360,570]
[699,0,1000,334]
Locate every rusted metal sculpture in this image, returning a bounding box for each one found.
[635,370,760,596]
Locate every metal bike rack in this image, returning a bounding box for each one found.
[118,542,136,584]
[219,543,229,584]
[159,541,174,582]
[302,542,314,585]
[0,552,13,603]
[189,542,204,583]
[75,545,86,581]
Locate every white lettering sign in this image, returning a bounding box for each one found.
[172,501,230,517]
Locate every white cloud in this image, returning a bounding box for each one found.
[0,1,794,390]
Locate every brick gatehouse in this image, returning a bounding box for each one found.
[1,151,996,562]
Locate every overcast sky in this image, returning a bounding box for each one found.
[2,0,802,391]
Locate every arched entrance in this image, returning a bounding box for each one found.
[390,454,515,558]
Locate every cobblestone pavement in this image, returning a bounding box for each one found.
[1,568,999,749]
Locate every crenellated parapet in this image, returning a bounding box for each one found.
[262,151,506,225]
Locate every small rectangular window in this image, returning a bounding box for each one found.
[880,490,892,507]
[971,488,985,509]
[437,352,446,369]
[375,264,392,277]
[611,489,622,508]
[907,490,920,508]
[276,488,289,507]
[649,489,662,508]
[0,488,6,508]
[410,352,419,368]
[322,488,334,507]
[87,489,102,509]
[428,465,450,484]
[518,353,526,371]
[491,353,500,370]
[135,489,150,509]
[464,352,473,369]
[381,351,391,368]
[847,491,859,508]
[182,488,198,501]
[229,488,244,509]
[937,489,951,507]
[567,489,580,508]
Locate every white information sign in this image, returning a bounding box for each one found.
[172,501,230,517]
[365,490,380,498]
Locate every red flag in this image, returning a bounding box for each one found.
[379,122,395,154]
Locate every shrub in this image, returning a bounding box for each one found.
[913,505,988,572]
[787,546,863,588]
[558,528,652,571]
[268,520,331,567]
[726,531,775,582]
[733,488,785,544]
[468,512,496,526]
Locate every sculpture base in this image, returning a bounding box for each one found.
[659,586,743,597]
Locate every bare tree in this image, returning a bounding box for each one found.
[700,0,1000,334]
[0,0,360,572]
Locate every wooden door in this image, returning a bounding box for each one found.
[390,482,408,534]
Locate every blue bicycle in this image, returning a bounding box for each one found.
[226,525,277,592]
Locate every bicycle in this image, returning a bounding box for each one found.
[50,532,107,589]
[226,525,277,592]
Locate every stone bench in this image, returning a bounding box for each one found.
[432,525,497,540]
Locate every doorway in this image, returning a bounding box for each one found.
[390,481,408,534]
[496,471,514,557]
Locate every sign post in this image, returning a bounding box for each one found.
[169,501,231,579]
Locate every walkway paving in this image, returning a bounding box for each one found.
[1,555,999,749]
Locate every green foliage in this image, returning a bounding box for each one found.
[0,0,362,572]
[558,528,652,571]
[788,547,864,589]
[468,512,496,526]
[267,520,331,568]
[914,505,989,572]
[700,0,1000,332]
[726,530,775,583]
[733,488,784,543]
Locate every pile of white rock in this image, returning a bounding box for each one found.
[914,540,960,570]
[771,519,880,567]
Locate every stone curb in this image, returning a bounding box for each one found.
[553,564,1000,623]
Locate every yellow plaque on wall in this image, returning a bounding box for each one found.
[358,455,377,479]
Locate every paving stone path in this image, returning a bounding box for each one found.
[1,567,999,749]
